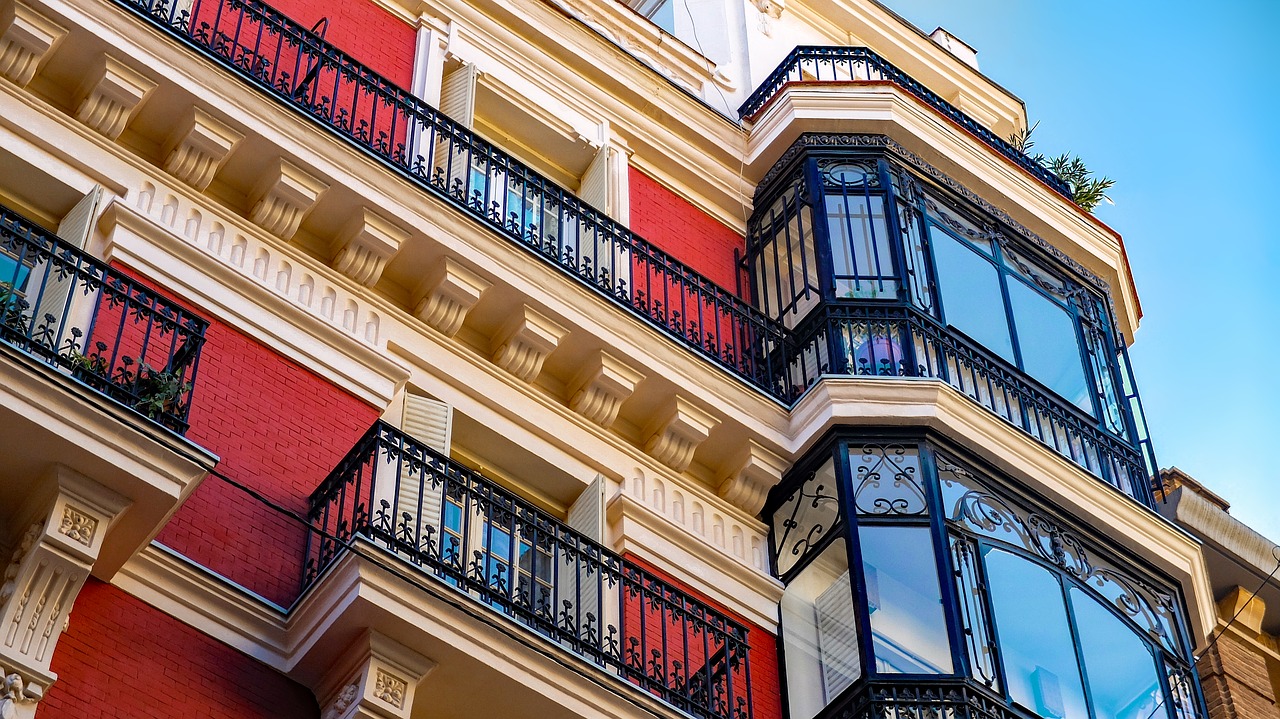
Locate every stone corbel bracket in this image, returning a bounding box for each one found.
[161,107,243,191]
[491,305,568,383]
[567,350,643,429]
[413,257,491,337]
[248,157,328,240]
[717,440,786,516]
[74,53,156,140]
[0,1,66,87]
[643,397,717,474]
[318,630,435,719]
[753,0,783,19]
[331,208,409,287]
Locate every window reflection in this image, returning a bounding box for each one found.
[825,194,898,300]
[931,228,1014,362]
[1008,278,1090,411]
[780,540,861,719]
[860,525,953,674]
[1072,587,1166,719]
[985,547,1089,719]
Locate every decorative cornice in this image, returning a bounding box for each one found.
[248,157,328,240]
[161,107,242,191]
[642,396,716,473]
[490,305,567,382]
[413,257,491,337]
[717,440,786,516]
[331,207,409,287]
[567,350,642,429]
[74,53,156,140]
[0,1,65,87]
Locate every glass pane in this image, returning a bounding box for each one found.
[950,534,999,689]
[825,193,898,300]
[1008,278,1091,412]
[1071,587,1166,719]
[772,459,841,576]
[781,539,861,719]
[752,189,819,327]
[860,525,953,674]
[931,227,1015,362]
[985,548,1088,719]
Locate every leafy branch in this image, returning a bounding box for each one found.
[1009,121,1115,212]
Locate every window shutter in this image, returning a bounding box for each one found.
[815,570,861,702]
[394,393,452,552]
[31,186,102,352]
[559,475,613,651]
[439,63,477,129]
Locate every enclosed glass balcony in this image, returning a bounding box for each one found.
[768,436,1204,719]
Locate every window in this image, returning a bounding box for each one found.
[926,201,1093,413]
[769,438,1202,719]
[820,161,899,301]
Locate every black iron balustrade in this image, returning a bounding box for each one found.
[0,204,207,433]
[305,422,754,719]
[779,303,1153,505]
[116,0,790,398]
[736,47,1073,200]
[817,679,1071,719]
[112,0,1157,502]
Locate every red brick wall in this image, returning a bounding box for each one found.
[261,0,415,87]
[43,579,318,719]
[154,316,379,607]
[624,555,783,719]
[628,167,744,293]
[1198,633,1280,719]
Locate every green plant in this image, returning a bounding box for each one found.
[134,363,192,420]
[65,348,107,376]
[0,282,26,331]
[1008,122,1115,212]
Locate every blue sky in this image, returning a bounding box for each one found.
[883,0,1280,541]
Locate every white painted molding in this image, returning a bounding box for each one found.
[642,396,716,473]
[248,157,328,240]
[412,257,491,337]
[717,439,785,516]
[0,1,65,87]
[490,305,568,383]
[566,350,642,429]
[161,106,242,191]
[332,207,410,287]
[74,53,155,140]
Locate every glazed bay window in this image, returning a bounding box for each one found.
[768,435,1204,719]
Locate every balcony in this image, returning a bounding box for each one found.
[0,202,207,433]
[304,421,755,719]
[737,46,1071,201]
[109,0,1155,502]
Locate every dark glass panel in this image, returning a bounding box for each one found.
[772,459,840,576]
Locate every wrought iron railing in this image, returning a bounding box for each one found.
[0,204,207,432]
[736,47,1073,200]
[112,0,1155,500]
[117,0,789,397]
[305,422,753,719]
[779,304,1153,506]
[819,679,1055,719]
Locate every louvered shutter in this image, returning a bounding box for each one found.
[392,393,452,555]
[557,475,613,652]
[436,63,478,200]
[815,570,861,702]
[28,186,101,353]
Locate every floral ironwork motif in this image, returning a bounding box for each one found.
[937,455,1179,653]
[771,460,841,576]
[306,422,753,719]
[850,444,927,516]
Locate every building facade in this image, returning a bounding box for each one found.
[0,0,1220,717]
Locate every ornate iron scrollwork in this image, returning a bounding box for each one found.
[772,460,842,576]
[850,444,927,516]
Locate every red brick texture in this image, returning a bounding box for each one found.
[261,0,415,87]
[624,555,783,719]
[628,167,745,294]
[1197,633,1280,719]
[154,316,379,606]
[43,578,318,719]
